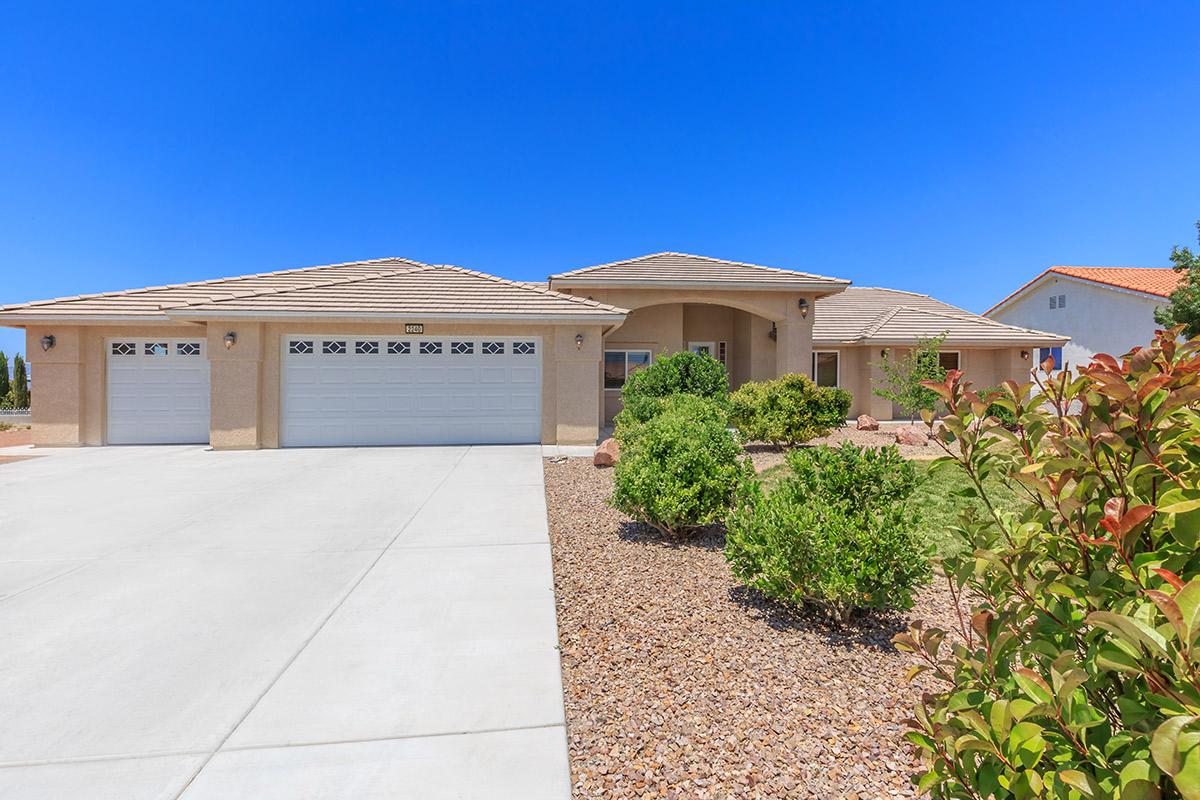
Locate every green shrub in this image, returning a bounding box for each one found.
[611,394,751,536]
[729,373,851,447]
[725,442,930,622]
[980,385,1017,427]
[785,440,917,509]
[615,350,729,433]
[895,329,1200,799]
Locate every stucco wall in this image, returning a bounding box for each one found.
[24,323,206,446]
[21,319,604,448]
[820,344,1033,421]
[990,276,1164,369]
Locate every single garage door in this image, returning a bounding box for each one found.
[107,338,211,444]
[281,335,542,447]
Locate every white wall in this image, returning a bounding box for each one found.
[990,276,1166,370]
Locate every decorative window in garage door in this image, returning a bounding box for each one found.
[112,342,137,356]
[387,341,411,355]
[483,341,504,355]
[513,341,536,355]
[419,341,443,355]
[289,340,314,354]
[355,340,379,355]
[322,341,347,355]
[144,342,169,356]
[451,341,474,355]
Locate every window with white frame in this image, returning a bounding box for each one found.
[812,351,839,387]
[604,350,651,390]
[1038,346,1064,370]
[938,352,960,372]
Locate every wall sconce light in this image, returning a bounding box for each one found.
[797,298,809,319]
[768,322,778,341]
[40,334,55,352]
[575,333,584,350]
[223,331,237,350]
[881,348,890,358]
[1020,350,1030,361]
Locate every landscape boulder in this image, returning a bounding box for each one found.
[594,437,620,467]
[855,414,879,431]
[894,425,928,447]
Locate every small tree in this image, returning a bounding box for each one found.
[10,354,29,408]
[0,351,9,408]
[1155,219,1200,338]
[872,332,949,422]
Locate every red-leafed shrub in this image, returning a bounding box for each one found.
[895,329,1200,798]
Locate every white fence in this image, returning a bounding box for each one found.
[0,409,31,426]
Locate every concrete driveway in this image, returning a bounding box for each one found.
[0,444,569,799]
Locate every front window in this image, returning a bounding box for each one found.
[812,351,839,388]
[604,350,651,390]
[1038,346,1064,370]
[939,352,960,372]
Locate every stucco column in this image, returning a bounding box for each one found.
[25,326,85,446]
[775,295,814,378]
[555,325,602,446]
[206,322,263,449]
[867,348,894,420]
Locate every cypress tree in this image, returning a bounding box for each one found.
[11,354,29,408]
[0,351,9,403]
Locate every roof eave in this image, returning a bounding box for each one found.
[548,277,851,294]
[0,314,185,326]
[165,309,629,323]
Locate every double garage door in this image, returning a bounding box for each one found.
[280,335,542,447]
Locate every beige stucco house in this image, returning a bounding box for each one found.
[0,252,1065,449]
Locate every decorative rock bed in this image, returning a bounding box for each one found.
[545,457,961,799]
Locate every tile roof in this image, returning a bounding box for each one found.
[985,266,1183,315]
[549,252,850,292]
[815,287,1066,346]
[0,258,627,321]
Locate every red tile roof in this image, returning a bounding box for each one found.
[986,266,1183,316]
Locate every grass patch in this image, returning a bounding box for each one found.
[757,457,1025,557]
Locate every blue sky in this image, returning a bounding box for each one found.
[2,2,1198,361]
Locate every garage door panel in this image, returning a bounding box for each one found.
[282,336,542,447]
[107,339,210,445]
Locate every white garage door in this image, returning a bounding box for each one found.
[281,335,542,447]
[107,338,211,444]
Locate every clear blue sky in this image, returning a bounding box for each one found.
[2,2,1198,362]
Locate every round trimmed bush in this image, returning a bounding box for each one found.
[729,373,851,447]
[611,394,751,536]
[615,350,729,432]
[725,443,929,622]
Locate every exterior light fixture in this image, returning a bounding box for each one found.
[797,298,809,319]
[575,333,584,350]
[768,322,778,341]
[1020,350,1031,360]
[40,334,55,352]
[223,331,237,350]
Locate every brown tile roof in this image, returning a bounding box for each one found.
[549,252,850,292]
[985,266,1183,315]
[0,258,627,322]
[816,287,1066,346]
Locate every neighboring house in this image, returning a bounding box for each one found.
[0,252,1064,449]
[986,266,1182,371]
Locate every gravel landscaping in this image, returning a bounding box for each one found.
[546,457,963,799]
[746,426,942,473]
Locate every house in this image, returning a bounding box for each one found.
[985,266,1182,371]
[0,252,1065,449]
